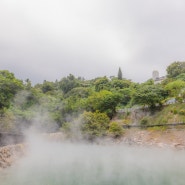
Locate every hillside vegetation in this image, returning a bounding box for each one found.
[116,103,185,127]
[0,61,185,139]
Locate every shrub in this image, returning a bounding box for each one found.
[61,122,71,132]
[171,108,178,114]
[0,110,15,131]
[140,117,149,126]
[179,109,185,115]
[122,119,131,125]
[148,126,167,131]
[158,117,168,124]
[81,111,110,139]
[109,121,124,138]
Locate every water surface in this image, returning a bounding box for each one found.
[1,141,185,185]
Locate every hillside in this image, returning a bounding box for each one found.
[0,62,185,140]
[116,103,185,127]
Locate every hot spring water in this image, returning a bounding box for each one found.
[1,136,185,185]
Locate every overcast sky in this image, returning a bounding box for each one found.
[0,0,185,84]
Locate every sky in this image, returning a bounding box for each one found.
[0,0,185,84]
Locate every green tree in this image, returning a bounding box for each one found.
[166,61,185,78]
[65,87,92,98]
[62,87,92,115]
[94,77,110,92]
[0,70,23,109]
[132,84,167,108]
[85,90,121,118]
[110,78,131,89]
[175,73,185,81]
[165,80,185,101]
[41,80,55,94]
[142,79,154,85]
[59,74,79,94]
[24,79,32,90]
[62,95,85,115]
[118,88,133,106]
[118,67,123,80]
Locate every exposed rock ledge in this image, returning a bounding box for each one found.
[0,144,25,169]
[119,128,185,150]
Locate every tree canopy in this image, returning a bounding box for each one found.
[165,80,185,102]
[1,61,185,135]
[0,70,23,109]
[133,84,167,108]
[166,61,185,78]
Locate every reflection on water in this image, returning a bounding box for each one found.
[1,141,185,185]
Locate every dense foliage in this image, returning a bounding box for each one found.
[133,84,168,108]
[109,121,124,138]
[0,70,23,109]
[0,62,185,137]
[166,61,185,78]
[81,111,110,139]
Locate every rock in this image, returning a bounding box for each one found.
[0,144,25,169]
[173,143,185,149]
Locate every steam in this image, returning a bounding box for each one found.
[1,132,185,185]
[12,90,60,133]
[1,91,185,185]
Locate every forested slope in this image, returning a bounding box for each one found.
[0,61,185,139]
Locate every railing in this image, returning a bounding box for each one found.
[123,122,185,129]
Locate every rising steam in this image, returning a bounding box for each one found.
[1,91,185,185]
[1,131,185,185]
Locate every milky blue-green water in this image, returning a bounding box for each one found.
[1,140,185,185]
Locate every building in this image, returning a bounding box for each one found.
[152,70,166,84]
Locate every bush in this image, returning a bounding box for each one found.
[140,117,149,126]
[0,110,15,131]
[122,119,131,125]
[81,111,110,139]
[179,109,185,115]
[148,126,167,131]
[171,108,178,114]
[61,122,71,132]
[109,122,124,138]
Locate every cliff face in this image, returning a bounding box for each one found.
[0,144,25,169]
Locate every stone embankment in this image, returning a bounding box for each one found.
[0,144,25,169]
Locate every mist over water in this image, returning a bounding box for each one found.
[1,133,185,185]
